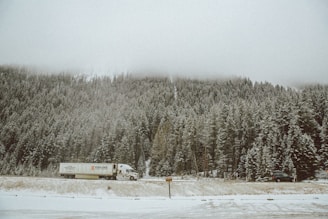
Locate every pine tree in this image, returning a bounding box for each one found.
[287,114,318,180]
[245,146,258,181]
[149,117,172,176]
[319,116,328,169]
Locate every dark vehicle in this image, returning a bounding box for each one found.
[272,171,294,182]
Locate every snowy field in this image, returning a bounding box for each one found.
[1,176,328,219]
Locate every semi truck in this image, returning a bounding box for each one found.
[59,163,138,180]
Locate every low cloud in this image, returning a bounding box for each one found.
[0,0,327,85]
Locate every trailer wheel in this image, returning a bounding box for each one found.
[130,176,135,181]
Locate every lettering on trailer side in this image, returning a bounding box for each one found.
[64,166,75,172]
[91,165,108,170]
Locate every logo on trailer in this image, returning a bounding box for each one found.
[91,165,108,170]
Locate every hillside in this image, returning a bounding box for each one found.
[1,66,328,181]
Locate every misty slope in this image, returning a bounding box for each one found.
[1,66,328,180]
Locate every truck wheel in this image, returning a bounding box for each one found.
[130,176,135,181]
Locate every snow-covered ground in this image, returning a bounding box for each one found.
[1,176,328,218]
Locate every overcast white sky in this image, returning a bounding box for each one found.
[0,0,327,85]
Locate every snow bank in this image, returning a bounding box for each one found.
[1,177,328,219]
[0,176,328,197]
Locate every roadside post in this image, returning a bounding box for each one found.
[166,176,172,199]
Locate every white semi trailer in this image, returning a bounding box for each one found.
[59,163,138,180]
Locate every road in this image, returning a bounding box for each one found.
[1,192,328,219]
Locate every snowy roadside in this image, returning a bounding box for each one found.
[1,176,328,219]
[0,176,328,197]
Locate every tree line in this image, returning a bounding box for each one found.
[0,66,327,180]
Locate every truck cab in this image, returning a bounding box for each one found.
[118,164,139,180]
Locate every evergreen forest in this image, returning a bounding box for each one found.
[1,66,328,181]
